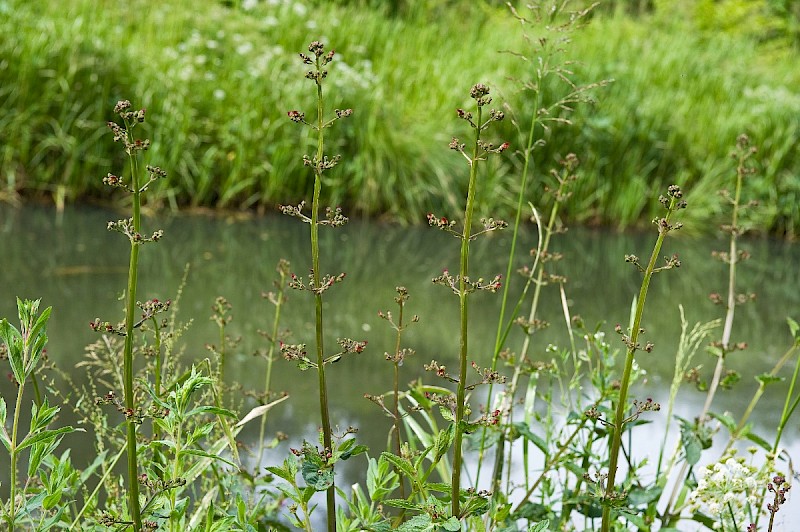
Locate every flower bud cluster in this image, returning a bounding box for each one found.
[432,269,502,295]
[107,218,164,244]
[424,360,458,383]
[279,201,311,223]
[89,318,126,336]
[138,473,187,492]
[466,360,506,391]
[321,206,348,227]
[289,270,346,295]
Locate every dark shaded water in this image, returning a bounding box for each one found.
[1,204,798,524]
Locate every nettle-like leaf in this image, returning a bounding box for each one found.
[301,459,334,491]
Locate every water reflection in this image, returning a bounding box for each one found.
[1,204,798,510]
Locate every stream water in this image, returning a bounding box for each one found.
[1,203,797,526]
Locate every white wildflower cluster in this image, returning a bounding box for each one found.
[687,449,779,530]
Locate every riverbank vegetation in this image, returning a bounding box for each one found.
[1,1,798,530]
[1,0,799,235]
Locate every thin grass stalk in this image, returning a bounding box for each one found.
[773,339,800,450]
[256,262,288,474]
[724,342,799,452]
[474,71,543,489]
[451,105,483,518]
[122,116,143,531]
[601,190,684,532]
[490,166,574,497]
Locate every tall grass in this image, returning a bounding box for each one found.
[2,0,799,234]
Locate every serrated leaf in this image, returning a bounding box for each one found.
[18,427,77,452]
[434,423,455,462]
[439,406,454,422]
[528,521,550,532]
[301,459,333,491]
[396,513,434,532]
[442,516,461,530]
[381,452,417,481]
[384,499,422,510]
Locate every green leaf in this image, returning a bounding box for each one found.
[512,422,548,455]
[680,425,702,465]
[301,459,334,491]
[442,516,461,530]
[439,406,454,422]
[706,411,737,432]
[744,430,772,451]
[185,405,237,419]
[18,427,77,452]
[787,317,799,339]
[1,319,25,385]
[528,521,550,532]
[396,513,434,532]
[381,451,417,481]
[627,485,663,506]
[384,499,422,510]
[434,423,455,462]
[178,448,236,468]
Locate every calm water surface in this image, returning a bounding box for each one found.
[1,204,798,524]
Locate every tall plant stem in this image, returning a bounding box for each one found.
[310,68,335,532]
[452,106,483,518]
[701,152,745,420]
[123,124,143,531]
[8,374,26,530]
[601,200,678,532]
[114,122,145,530]
[393,299,406,500]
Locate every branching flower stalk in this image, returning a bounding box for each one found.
[284,41,353,532]
[430,84,509,518]
[663,135,758,521]
[104,100,166,531]
[601,185,686,532]
[487,156,578,496]
[376,287,418,501]
[475,0,608,490]
[700,134,759,421]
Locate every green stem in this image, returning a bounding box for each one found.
[123,117,143,531]
[311,58,335,532]
[452,106,482,518]
[393,299,406,501]
[7,379,25,531]
[601,200,677,532]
